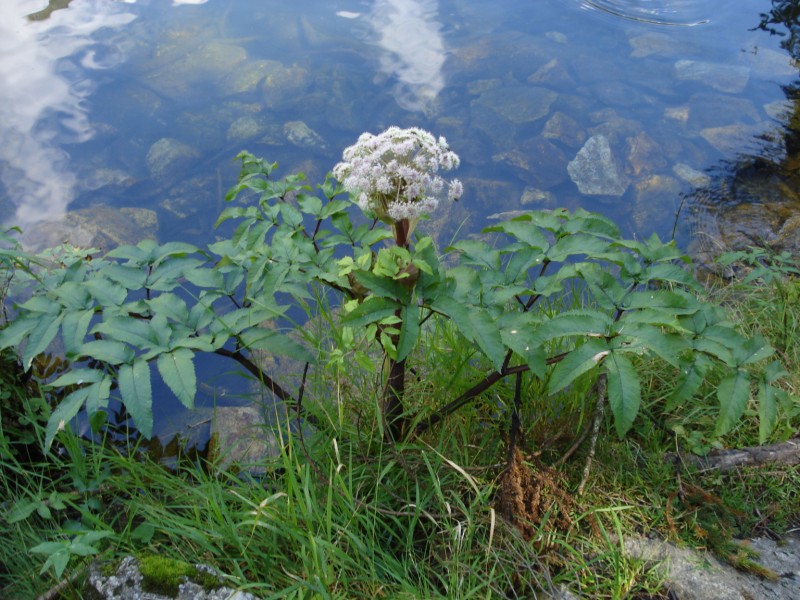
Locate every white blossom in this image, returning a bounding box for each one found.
[333,126,462,223]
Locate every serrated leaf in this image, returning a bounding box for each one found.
[92,316,155,348]
[45,387,90,449]
[101,264,147,289]
[239,328,315,363]
[758,379,780,444]
[82,278,127,306]
[61,309,95,357]
[354,270,411,302]
[0,317,38,350]
[85,378,112,418]
[450,240,501,270]
[484,219,550,249]
[78,339,134,365]
[621,290,695,314]
[50,368,106,387]
[715,369,751,436]
[532,310,612,344]
[157,348,196,409]
[396,303,420,362]
[666,356,710,411]
[6,499,40,524]
[547,233,610,262]
[734,336,774,366]
[500,328,546,378]
[22,314,63,369]
[341,297,399,328]
[605,352,641,437]
[548,338,609,394]
[118,360,153,438]
[615,322,689,367]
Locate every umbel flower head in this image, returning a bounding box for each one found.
[333,126,463,223]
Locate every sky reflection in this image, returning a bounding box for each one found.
[369,0,446,113]
[0,0,135,225]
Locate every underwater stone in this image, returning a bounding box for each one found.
[567,135,629,196]
[146,138,200,184]
[471,85,557,125]
[283,120,327,150]
[675,60,750,94]
[21,206,158,253]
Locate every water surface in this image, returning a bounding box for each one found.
[3,0,800,435]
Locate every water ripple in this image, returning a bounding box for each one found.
[578,0,712,26]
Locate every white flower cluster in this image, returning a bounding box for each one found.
[333,126,462,222]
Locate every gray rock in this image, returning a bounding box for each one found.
[207,405,281,474]
[686,93,760,129]
[673,163,711,188]
[87,556,257,600]
[471,85,557,125]
[567,135,629,196]
[675,60,751,94]
[699,124,761,154]
[628,31,684,58]
[138,40,248,100]
[226,115,270,141]
[741,45,799,79]
[146,138,200,184]
[527,58,575,88]
[624,533,800,600]
[79,168,135,193]
[632,175,682,232]
[283,120,327,150]
[21,206,158,253]
[262,63,311,109]
[764,100,794,123]
[626,131,666,177]
[493,137,568,189]
[521,186,555,206]
[543,112,586,149]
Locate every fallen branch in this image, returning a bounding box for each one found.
[668,436,800,471]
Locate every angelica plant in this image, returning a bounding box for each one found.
[0,127,789,456]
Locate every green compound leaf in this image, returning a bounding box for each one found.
[45,386,91,450]
[396,303,420,363]
[118,359,153,438]
[715,369,751,437]
[605,351,641,438]
[341,297,399,328]
[22,313,63,369]
[548,338,609,394]
[78,339,135,365]
[157,348,197,409]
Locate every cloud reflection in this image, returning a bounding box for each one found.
[368,0,446,113]
[0,0,135,225]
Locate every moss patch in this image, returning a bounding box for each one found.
[137,555,220,597]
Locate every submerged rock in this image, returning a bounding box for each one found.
[207,405,281,475]
[226,115,271,141]
[567,135,629,196]
[472,85,557,125]
[21,206,158,253]
[283,120,327,150]
[675,60,750,94]
[543,112,585,149]
[146,138,201,184]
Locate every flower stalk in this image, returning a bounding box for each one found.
[333,126,462,442]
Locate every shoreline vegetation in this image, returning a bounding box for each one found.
[1,132,799,598]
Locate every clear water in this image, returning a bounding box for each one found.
[2,0,798,437]
[1,0,796,242]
